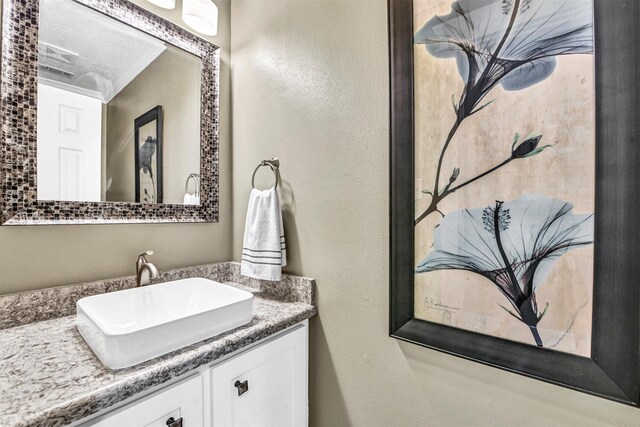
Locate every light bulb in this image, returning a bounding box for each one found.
[182,0,218,36]
[146,0,176,9]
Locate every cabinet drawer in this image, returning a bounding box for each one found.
[211,325,308,427]
[84,374,204,427]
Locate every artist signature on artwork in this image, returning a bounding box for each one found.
[424,297,460,312]
[424,297,460,326]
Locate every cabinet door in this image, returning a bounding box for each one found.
[85,374,204,427]
[211,324,308,427]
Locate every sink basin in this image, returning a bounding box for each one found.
[76,278,254,369]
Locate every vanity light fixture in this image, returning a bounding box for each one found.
[182,0,218,36]
[146,0,176,9]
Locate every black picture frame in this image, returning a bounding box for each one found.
[389,0,640,406]
[134,106,164,204]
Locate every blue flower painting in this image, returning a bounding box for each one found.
[138,136,157,204]
[414,0,594,224]
[413,0,596,351]
[417,195,594,347]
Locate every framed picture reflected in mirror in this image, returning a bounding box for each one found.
[134,106,163,204]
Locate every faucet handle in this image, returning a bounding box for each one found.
[137,250,154,261]
[136,250,154,271]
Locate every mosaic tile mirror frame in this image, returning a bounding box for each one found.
[0,0,220,225]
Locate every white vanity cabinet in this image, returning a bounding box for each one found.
[80,322,308,427]
[210,322,308,427]
[86,375,204,427]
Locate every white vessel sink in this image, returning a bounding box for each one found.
[76,278,254,369]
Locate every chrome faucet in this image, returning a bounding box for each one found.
[136,250,159,287]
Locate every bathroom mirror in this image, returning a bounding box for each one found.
[0,0,220,224]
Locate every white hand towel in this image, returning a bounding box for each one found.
[241,187,286,281]
[183,193,200,205]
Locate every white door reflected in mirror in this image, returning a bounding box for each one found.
[37,84,102,202]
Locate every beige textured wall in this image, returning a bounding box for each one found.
[230,0,640,425]
[106,47,201,204]
[0,0,232,295]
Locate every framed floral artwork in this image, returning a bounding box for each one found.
[134,106,164,204]
[389,0,640,405]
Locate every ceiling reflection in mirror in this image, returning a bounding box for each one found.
[37,0,202,205]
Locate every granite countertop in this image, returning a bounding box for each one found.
[0,263,317,427]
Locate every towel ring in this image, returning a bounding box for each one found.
[252,158,280,189]
[184,173,200,197]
